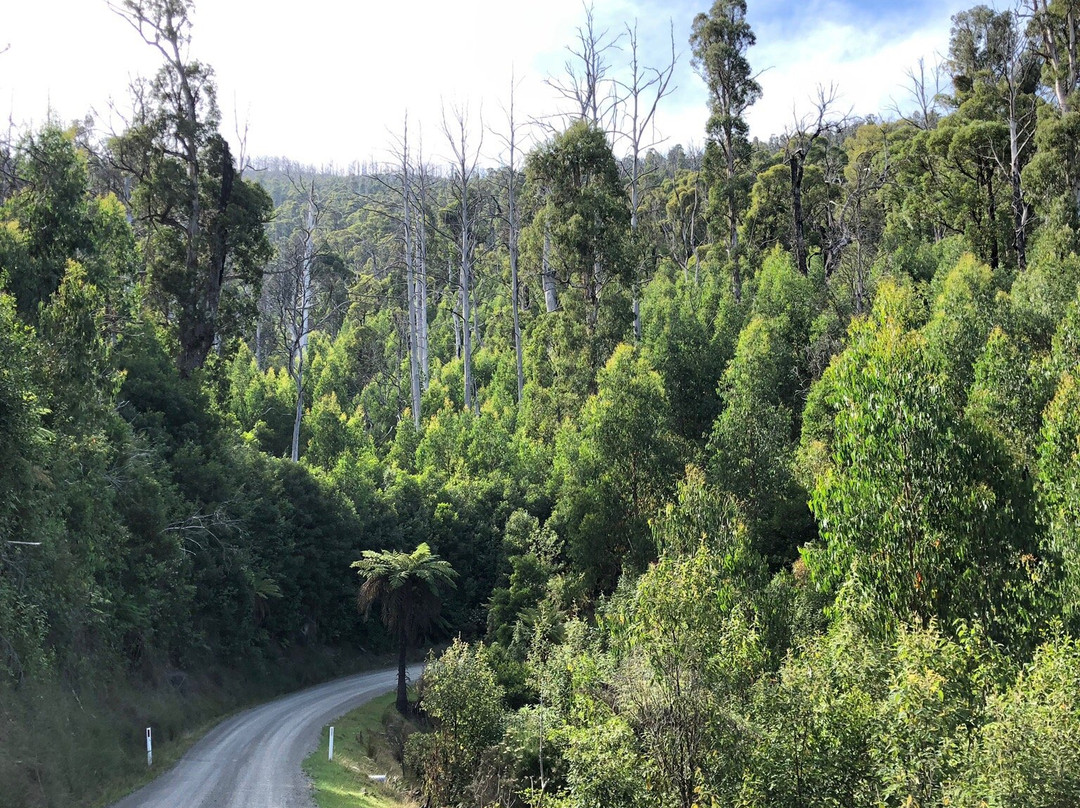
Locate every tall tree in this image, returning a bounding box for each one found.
[398,117,423,428]
[109,0,272,376]
[495,74,527,402]
[618,20,677,338]
[352,543,458,713]
[783,86,845,276]
[442,104,483,413]
[526,120,630,344]
[289,182,318,462]
[1028,0,1079,114]
[547,2,621,132]
[690,0,761,300]
[1,126,94,317]
[804,280,1052,643]
[948,6,1038,269]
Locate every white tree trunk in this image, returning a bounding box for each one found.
[542,224,559,312]
[416,156,432,389]
[401,122,422,429]
[291,188,317,462]
[507,79,525,402]
[450,257,461,359]
[417,202,430,388]
[443,105,479,413]
[461,215,474,412]
[509,190,523,401]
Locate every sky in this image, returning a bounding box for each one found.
[1,0,977,169]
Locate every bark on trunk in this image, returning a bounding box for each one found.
[510,213,523,402]
[291,190,316,462]
[418,212,430,388]
[729,196,742,301]
[791,154,809,275]
[402,129,422,429]
[461,212,474,413]
[988,170,999,270]
[507,90,524,403]
[542,225,559,312]
[1009,117,1029,272]
[726,137,742,301]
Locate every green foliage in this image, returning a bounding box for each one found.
[10,8,1080,805]
[487,510,560,652]
[1039,364,1080,626]
[952,633,1080,807]
[641,263,735,446]
[405,639,505,806]
[552,344,679,592]
[707,248,817,563]
[923,252,1004,396]
[966,326,1047,465]
[805,280,1054,642]
[742,621,883,808]
[108,2,273,375]
[352,543,458,646]
[1,126,95,317]
[525,120,631,344]
[875,622,1007,807]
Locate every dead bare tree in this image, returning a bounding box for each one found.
[399,116,423,428]
[995,8,1039,270]
[616,20,678,341]
[785,85,848,276]
[893,57,948,129]
[493,72,529,403]
[442,102,483,413]
[546,2,623,133]
[289,183,317,461]
[414,132,432,391]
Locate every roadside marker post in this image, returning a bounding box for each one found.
[328,726,334,761]
[146,727,152,767]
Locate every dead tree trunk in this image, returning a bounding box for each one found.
[443,104,482,413]
[291,185,317,462]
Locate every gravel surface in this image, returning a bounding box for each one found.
[109,664,420,808]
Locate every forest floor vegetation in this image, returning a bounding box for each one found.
[303,690,418,808]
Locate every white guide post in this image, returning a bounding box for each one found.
[328,726,334,761]
[146,727,152,767]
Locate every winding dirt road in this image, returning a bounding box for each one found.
[110,664,420,808]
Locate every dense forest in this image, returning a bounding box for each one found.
[3,0,1080,805]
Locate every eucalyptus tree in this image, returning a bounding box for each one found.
[546,2,622,132]
[1029,0,1079,108]
[526,120,630,345]
[398,117,423,427]
[493,74,527,402]
[948,5,1039,269]
[782,85,847,276]
[617,20,677,338]
[413,137,432,390]
[1,126,95,317]
[352,543,458,713]
[108,0,272,376]
[289,181,318,461]
[803,279,1053,644]
[442,103,483,412]
[690,0,761,299]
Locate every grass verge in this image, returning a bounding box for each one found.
[303,690,417,808]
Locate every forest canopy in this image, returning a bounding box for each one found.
[3,1,1080,806]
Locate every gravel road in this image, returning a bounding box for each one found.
[109,664,420,808]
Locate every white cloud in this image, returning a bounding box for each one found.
[0,0,972,166]
[744,1,970,138]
